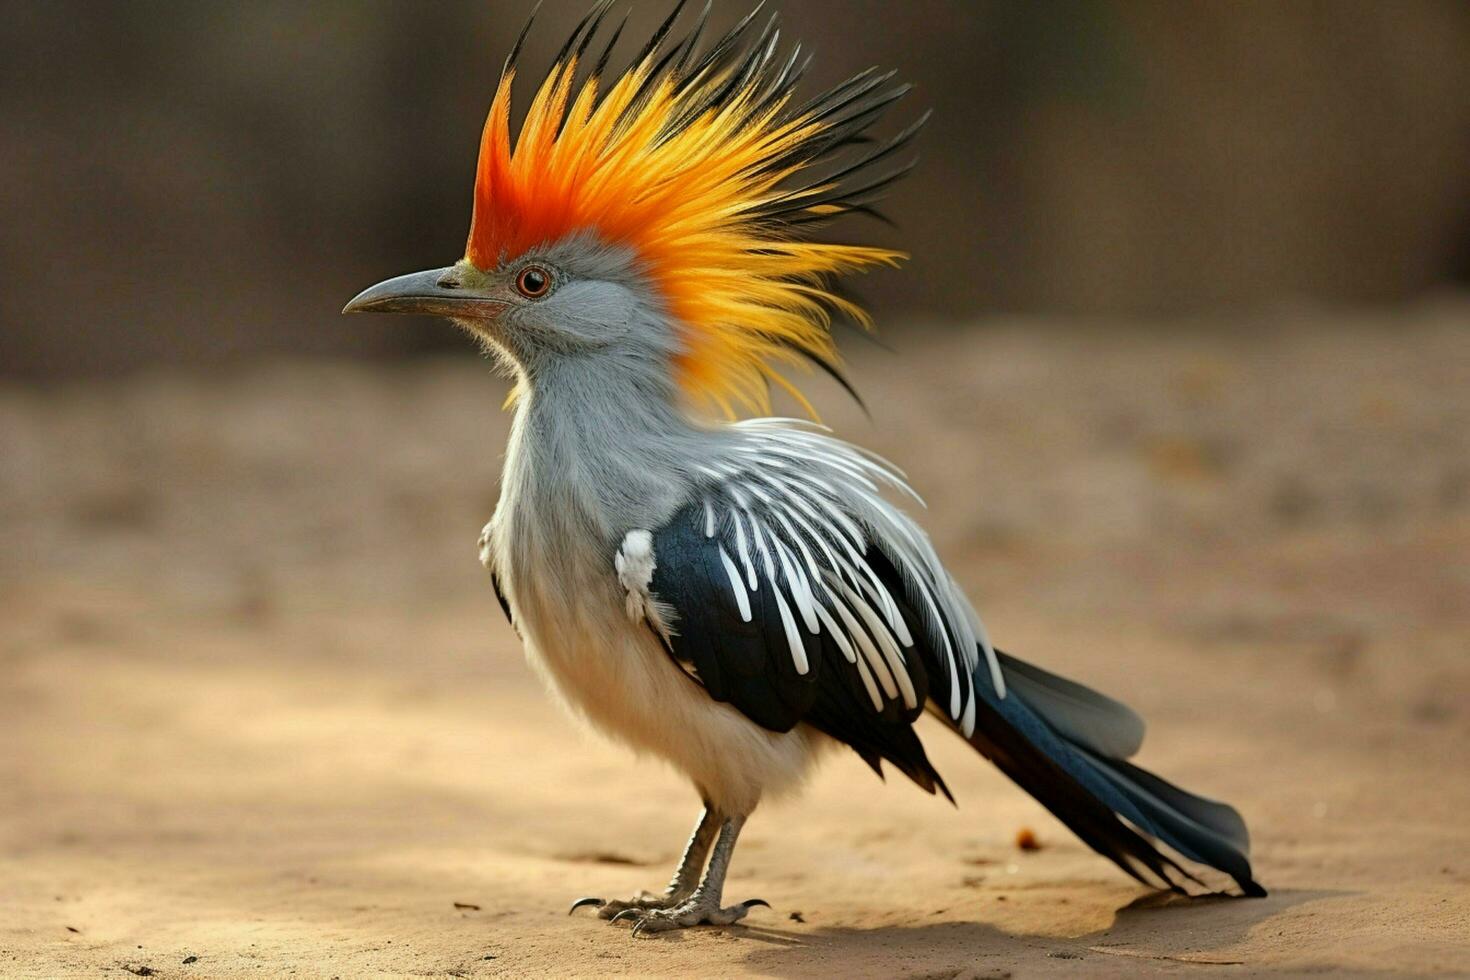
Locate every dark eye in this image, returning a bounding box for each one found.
[515,266,552,299]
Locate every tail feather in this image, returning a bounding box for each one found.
[996,651,1145,760]
[1085,751,1260,892]
[955,649,1265,897]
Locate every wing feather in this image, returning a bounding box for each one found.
[634,422,990,791]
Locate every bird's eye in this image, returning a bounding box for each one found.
[515,266,552,299]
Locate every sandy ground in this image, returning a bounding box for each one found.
[3,304,1469,978]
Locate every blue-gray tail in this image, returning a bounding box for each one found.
[958,650,1266,897]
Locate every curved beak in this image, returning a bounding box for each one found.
[342,267,506,319]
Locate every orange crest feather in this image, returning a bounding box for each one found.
[466,3,921,415]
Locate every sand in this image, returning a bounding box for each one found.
[3,305,1468,977]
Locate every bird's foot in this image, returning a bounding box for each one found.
[611,896,770,936]
[568,891,676,920]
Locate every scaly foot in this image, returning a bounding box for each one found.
[611,896,770,936]
[569,892,679,919]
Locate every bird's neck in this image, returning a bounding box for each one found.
[499,356,710,545]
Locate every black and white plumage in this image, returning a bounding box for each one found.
[618,422,1264,897]
[346,0,1265,935]
[641,420,983,792]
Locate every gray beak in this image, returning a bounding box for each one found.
[342,267,506,319]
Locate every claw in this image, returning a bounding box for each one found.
[630,919,650,939]
[608,907,642,926]
[741,898,770,910]
[568,896,605,915]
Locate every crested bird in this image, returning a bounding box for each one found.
[344,1,1265,935]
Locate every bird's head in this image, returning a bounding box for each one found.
[345,1,922,417]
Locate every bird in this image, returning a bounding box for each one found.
[344,0,1265,935]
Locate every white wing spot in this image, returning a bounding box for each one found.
[615,530,668,638]
[477,520,494,569]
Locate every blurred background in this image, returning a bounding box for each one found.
[4,4,1469,976]
[2,0,1469,375]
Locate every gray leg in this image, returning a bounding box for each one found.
[613,814,769,936]
[568,806,721,918]
[663,806,723,900]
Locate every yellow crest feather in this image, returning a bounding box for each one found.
[467,2,922,415]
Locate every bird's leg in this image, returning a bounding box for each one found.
[614,814,769,936]
[660,805,723,903]
[569,805,721,918]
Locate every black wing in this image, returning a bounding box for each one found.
[490,567,517,636]
[649,502,951,798]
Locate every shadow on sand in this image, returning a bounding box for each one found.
[723,888,1344,978]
